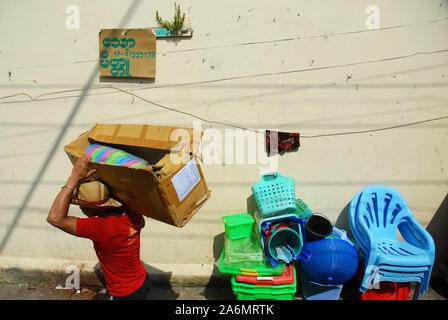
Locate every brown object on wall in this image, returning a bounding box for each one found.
[99,29,156,78]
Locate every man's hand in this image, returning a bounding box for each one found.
[47,156,97,235]
[67,156,97,186]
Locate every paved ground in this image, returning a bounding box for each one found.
[0,277,446,300]
[0,282,235,300]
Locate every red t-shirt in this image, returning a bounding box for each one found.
[76,213,147,297]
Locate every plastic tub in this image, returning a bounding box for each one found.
[231,272,297,300]
[299,275,343,300]
[222,213,255,240]
[360,282,410,300]
[217,243,285,276]
[235,264,295,286]
[224,236,265,265]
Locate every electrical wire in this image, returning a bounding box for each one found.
[86,85,448,139]
[1,16,447,71]
[1,82,447,139]
[161,16,448,55]
[0,35,447,139]
[1,47,448,104]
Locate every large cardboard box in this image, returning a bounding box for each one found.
[64,123,211,228]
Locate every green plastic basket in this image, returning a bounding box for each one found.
[217,243,285,276]
[295,198,314,219]
[231,266,297,300]
[222,213,255,240]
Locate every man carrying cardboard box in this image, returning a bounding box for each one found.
[47,156,149,300]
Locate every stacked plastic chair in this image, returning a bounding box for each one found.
[349,185,435,298]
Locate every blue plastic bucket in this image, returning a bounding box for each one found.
[266,223,303,263]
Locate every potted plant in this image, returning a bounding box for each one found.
[155,3,187,36]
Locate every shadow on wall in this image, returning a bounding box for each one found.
[335,202,352,235]
[0,0,144,255]
[99,76,155,85]
[246,194,258,216]
[427,193,448,277]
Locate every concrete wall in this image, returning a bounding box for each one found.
[1,0,447,285]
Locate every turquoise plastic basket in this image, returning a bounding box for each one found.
[252,172,296,217]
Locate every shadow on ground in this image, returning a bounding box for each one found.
[92,261,180,300]
[203,232,235,300]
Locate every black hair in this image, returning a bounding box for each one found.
[80,205,125,218]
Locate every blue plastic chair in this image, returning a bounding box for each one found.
[350,191,433,274]
[350,187,434,297]
[350,188,434,298]
[349,192,431,281]
[350,191,431,272]
[349,186,435,297]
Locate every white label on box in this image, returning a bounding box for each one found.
[171,158,201,202]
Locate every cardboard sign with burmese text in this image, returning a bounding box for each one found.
[99,29,156,78]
